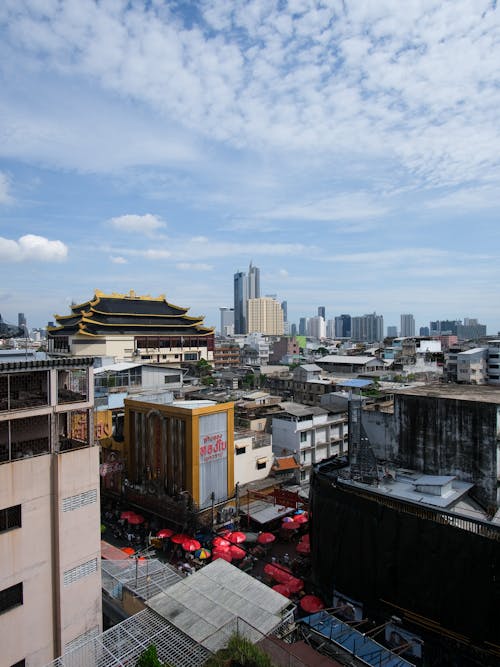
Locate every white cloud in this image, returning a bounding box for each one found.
[0,234,67,262]
[110,256,127,264]
[0,172,12,203]
[176,262,213,271]
[1,1,500,186]
[279,269,289,278]
[109,214,166,234]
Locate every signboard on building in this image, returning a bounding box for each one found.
[199,412,228,509]
[273,488,300,509]
[70,411,88,442]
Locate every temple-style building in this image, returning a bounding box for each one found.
[47,290,215,364]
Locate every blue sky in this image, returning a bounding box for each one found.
[1,0,499,334]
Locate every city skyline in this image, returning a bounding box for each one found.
[1,2,500,332]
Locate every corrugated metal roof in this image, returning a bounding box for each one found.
[147,559,294,652]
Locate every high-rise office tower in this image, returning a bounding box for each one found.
[281,300,288,322]
[233,271,247,334]
[247,261,260,300]
[219,307,234,336]
[326,319,336,338]
[318,306,326,319]
[18,313,26,328]
[420,326,430,336]
[291,323,297,336]
[299,317,307,336]
[335,314,351,338]
[387,325,398,338]
[233,262,261,334]
[400,313,415,337]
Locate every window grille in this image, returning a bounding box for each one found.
[0,505,21,532]
[62,489,97,512]
[63,559,97,587]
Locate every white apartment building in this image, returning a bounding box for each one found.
[234,430,273,487]
[488,340,500,386]
[456,348,489,384]
[307,316,326,340]
[0,358,102,666]
[272,402,348,484]
[247,298,284,336]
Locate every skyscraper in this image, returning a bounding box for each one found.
[318,306,326,319]
[299,317,307,336]
[400,313,415,337]
[281,300,288,322]
[219,307,234,336]
[247,297,284,335]
[335,314,351,338]
[387,325,398,338]
[233,271,247,334]
[351,313,384,342]
[233,262,261,334]
[247,261,260,300]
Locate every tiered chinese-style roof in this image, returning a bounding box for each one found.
[48,290,214,338]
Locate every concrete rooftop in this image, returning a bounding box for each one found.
[394,383,500,404]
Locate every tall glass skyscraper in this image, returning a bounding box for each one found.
[233,262,260,334]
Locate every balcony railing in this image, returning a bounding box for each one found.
[0,437,50,463]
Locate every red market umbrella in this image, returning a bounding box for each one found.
[121,547,135,555]
[300,595,325,614]
[128,514,145,525]
[272,584,291,598]
[212,549,232,562]
[226,531,246,544]
[171,533,190,544]
[120,510,135,520]
[157,528,174,539]
[257,532,276,545]
[281,521,300,530]
[282,516,294,523]
[287,577,304,593]
[229,545,246,560]
[294,513,308,524]
[301,534,310,544]
[296,541,311,555]
[212,536,231,548]
[182,538,201,552]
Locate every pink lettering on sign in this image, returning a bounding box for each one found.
[199,433,227,464]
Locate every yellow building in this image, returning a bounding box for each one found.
[247,297,284,336]
[124,398,234,511]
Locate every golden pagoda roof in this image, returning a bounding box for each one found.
[49,290,214,338]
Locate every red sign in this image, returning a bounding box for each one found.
[273,489,300,509]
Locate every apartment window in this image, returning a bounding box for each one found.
[256,458,267,470]
[235,446,246,455]
[0,505,21,533]
[300,432,307,443]
[63,558,97,587]
[0,583,23,614]
[184,353,198,361]
[300,470,307,481]
[10,660,26,667]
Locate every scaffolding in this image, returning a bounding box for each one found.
[46,608,212,667]
[101,558,182,601]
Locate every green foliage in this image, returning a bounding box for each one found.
[204,633,273,667]
[201,375,215,386]
[136,645,163,667]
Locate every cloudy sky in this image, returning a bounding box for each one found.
[1,0,499,334]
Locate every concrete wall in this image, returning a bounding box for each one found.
[56,446,102,651]
[396,395,498,512]
[0,447,101,666]
[362,409,398,461]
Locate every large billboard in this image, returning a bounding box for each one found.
[199,412,228,509]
